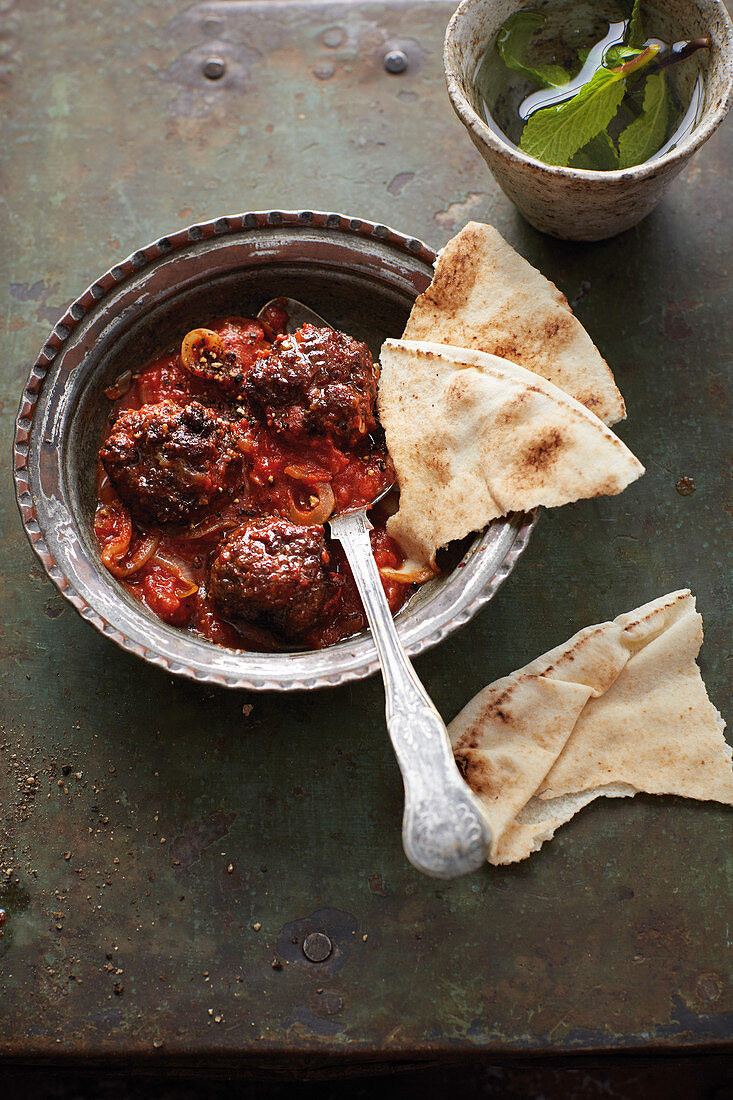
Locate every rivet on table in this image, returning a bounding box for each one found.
[201,17,223,36]
[203,57,226,80]
[313,63,335,81]
[383,49,408,74]
[321,27,345,49]
[302,931,332,962]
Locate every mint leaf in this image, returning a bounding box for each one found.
[571,130,620,170]
[618,73,669,167]
[497,11,570,88]
[519,43,660,167]
[627,0,645,48]
[607,42,659,75]
[604,44,644,67]
[520,66,626,165]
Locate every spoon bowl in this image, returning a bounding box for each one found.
[257,296,331,334]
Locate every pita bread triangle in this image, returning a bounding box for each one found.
[449,591,733,865]
[403,222,626,426]
[378,339,644,566]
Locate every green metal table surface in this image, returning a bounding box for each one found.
[1,0,731,1069]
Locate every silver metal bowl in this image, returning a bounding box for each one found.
[13,210,536,691]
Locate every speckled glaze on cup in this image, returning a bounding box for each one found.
[444,0,733,240]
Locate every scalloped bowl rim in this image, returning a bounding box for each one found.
[13,210,537,691]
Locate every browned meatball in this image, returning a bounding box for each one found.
[99,400,238,525]
[209,518,333,638]
[244,323,378,445]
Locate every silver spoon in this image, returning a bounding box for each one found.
[257,298,492,878]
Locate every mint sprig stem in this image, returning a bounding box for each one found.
[650,37,711,72]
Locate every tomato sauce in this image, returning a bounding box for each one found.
[94,316,417,651]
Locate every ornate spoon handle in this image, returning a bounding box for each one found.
[329,509,492,878]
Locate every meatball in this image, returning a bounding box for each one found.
[100,400,238,525]
[209,518,333,638]
[244,323,378,445]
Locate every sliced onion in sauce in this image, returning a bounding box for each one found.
[96,502,132,567]
[150,548,199,596]
[378,561,438,585]
[180,328,225,372]
[171,457,209,485]
[104,369,133,400]
[107,532,161,579]
[179,496,250,540]
[181,514,242,540]
[284,463,328,483]
[287,482,335,526]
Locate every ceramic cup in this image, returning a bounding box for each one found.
[444,0,733,240]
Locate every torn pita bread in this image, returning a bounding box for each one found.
[378,339,644,566]
[449,591,733,865]
[403,222,625,425]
